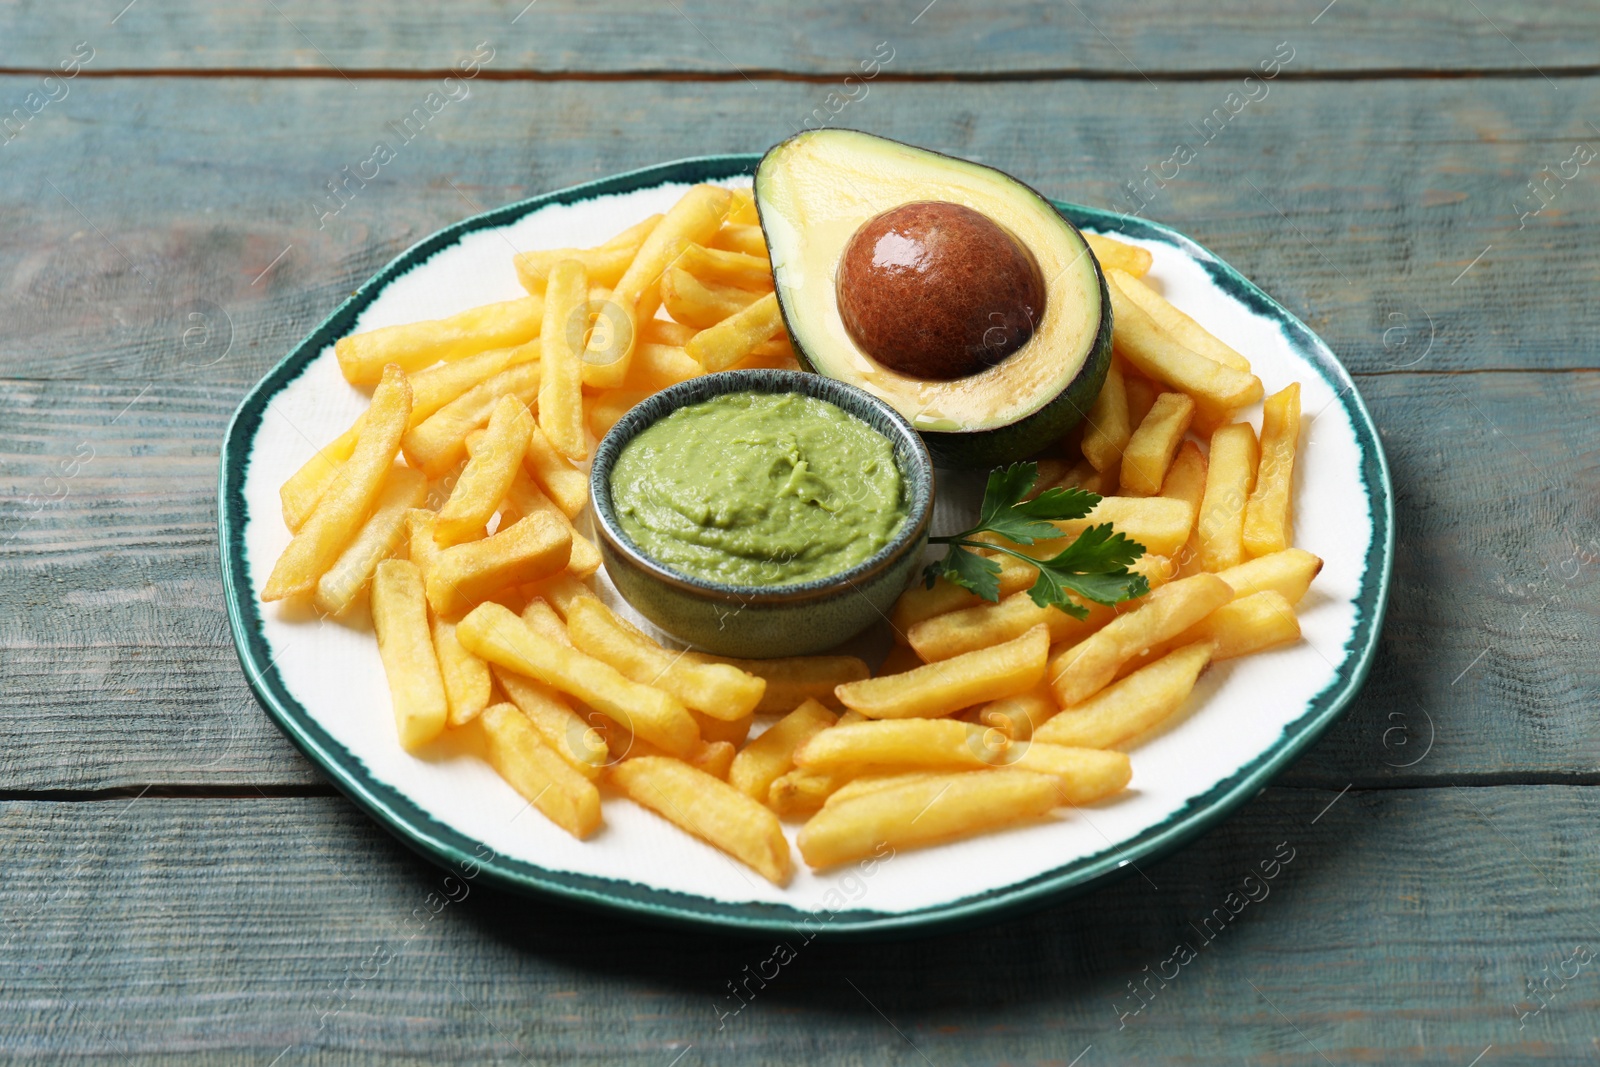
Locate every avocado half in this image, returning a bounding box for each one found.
[754,130,1112,469]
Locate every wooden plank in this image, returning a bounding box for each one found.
[2,371,1596,788]
[2,76,1597,388]
[5,1,1600,75]
[0,786,1595,1062]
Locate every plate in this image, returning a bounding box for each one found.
[219,154,1393,937]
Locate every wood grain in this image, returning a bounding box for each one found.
[3,372,1596,789]
[1,77,1598,388]
[4,1,1600,75]
[1,787,1595,1062]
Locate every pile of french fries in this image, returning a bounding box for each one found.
[259,179,1319,888]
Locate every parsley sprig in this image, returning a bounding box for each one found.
[923,462,1150,619]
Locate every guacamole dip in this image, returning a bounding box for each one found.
[609,391,908,586]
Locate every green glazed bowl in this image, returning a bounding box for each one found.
[590,369,934,657]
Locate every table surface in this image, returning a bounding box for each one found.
[4,3,1599,1062]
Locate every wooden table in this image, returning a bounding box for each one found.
[4,3,1598,1062]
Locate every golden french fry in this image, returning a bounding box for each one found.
[727,187,759,226]
[492,665,608,779]
[1037,641,1213,748]
[1121,590,1301,678]
[600,214,664,250]
[1105,270,1263,412]
[336,296,543,385]
[620,343,702,394]
[608,756,791,885]
[640,318,697,348]
[1061,458,1116,496]
[977,683,1057,742]
[565,598,765,719]
[677,243,773,291]
[538,259,589,462]
[435,394,534,546]
[586,184,733,389]
[516,244,639,294]
[432,616,492,727]
[1049,574,1232,706]
[889,554,1038,639]
[995,496,1193,559]
[311,465,427,617]
[479,702,602,839]
[1197,423,1259,571]
[822,771,948,809]
[768,767,847,816]
[1213,548,1322,605]
[877,643,926,675]
[1243,383,1302,556]
[836,626,1049,719]
[661,265,762,328]
[686,291,783,372]
[1120,392,1196,497]
[587,389,649,440]
[280,424,360,532]
[521,572,595,618]
[458,602,698,755]
[1085,233,1153,277]
[707,222,769,259]
[1081,359,1130,472]
[697,654,869,713]
[797,770,1060,870]
[370,558,449,751]
[523,423,588,519]
[498,467,601,579]
[1114,269,1251,372]
[519,596,571,642]
[1010,743,1133,805]
[729,699,838,801]
[425,512,571,618]
[794,718,1011,774]
[1162,440,1208,519]
[1124,374,1158,430]
[695,741,737,781]
[264,366,412,600]
[402,361,540,479]
[694,710,754,748]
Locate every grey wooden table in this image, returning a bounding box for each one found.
[4,3,1599,1062]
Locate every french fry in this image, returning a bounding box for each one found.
[1214,548,1322,605]
[492,665,608,779]
[587,389,649,440]
[1048,574,1232,706]
[516,244,640,293]
[889,554,1038,638]
[835,625,1050,719]
[522,572,595,618]
[727,187,759,226]
[697,654,870,713]
[797,770,1060,870]
[608,756,791,885]
[677,243,774,291]
[425,511,571,618]
[729,699,838,801]
[1036,641,1213,748]
[479,702,602,839]
[694,710,753,748]
[311,465,427,616]
[1121,590,1301,677]
[906,556,1169,662]
[1113,269,1252,372]
[336,296,543,385]
[822,771,947,809]
[997,496,1193,559]
[686,292,783,373]
[708,222,769,259]
[877,643,926,676]
[695,741,737,781]
[794,718,1010,774]
[1197,423,1259,572]
[370,559,449,751]
[768,767,847,816]
[640,318,697,348]
[1081,359,1130,472]
[1120,392,1196,497]
[619,343,702,394]
[280,425,361,532]
[661,266,762,328]
[435,394,534,546]
[1024,459,1073,500]
[538,259,589,462]
[264,366,412,600]
[432,616,492,727]
[586,184,732,389]
[523,423,588,519]
[1010,743,1133,805]
[402,361,540,479]
[1124,374,1158,430]
[1105,270,1263,413]
[566,597,765,719]
[1162,440,1209,521]
[457,602,698,755]
[1243,383,1302,557]
[1060,458,1116,496]
[498,467,601,579]
[1085,233,1153,277]
[601,214,665,250]
[519,596,571,643]
[976,682,1057,742]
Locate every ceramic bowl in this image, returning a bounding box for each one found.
[589,368,934,657]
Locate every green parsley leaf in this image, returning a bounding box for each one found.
[924,545,1002,601]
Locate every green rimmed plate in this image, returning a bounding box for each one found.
[218,153,1392,939]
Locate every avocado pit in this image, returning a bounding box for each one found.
[836,200,1046,381]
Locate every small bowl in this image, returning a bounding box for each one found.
[590,369,934,658]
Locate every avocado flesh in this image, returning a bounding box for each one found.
[755,130,1111,468]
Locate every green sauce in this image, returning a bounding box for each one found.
[610,392,908,586]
